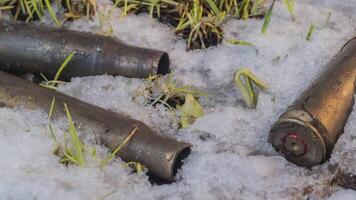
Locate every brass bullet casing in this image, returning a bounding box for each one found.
[0,71,191,182]
[269,38,356,167]
[0,20,170,80]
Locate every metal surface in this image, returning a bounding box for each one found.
[269,37,356,167]
[0,71,190,181]
[0,20,170,80]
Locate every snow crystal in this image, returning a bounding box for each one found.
[0,0,355,199]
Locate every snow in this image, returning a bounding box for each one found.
[328,190,356,200]
[0,0,355,199]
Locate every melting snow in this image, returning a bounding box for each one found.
[0,0,355,199]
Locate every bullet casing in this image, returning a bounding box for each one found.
[269,38,356,167]
[0,71,190,181]
[0,20,170,80]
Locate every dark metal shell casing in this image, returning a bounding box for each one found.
[0,20,170,80]
[0,71,190,181]
[269,38,356,167]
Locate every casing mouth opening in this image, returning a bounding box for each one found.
[172,146,191,179]
[147,146,191,185]
[157,52,170,75]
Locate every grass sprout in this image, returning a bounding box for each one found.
[47,100,85,167]
[48,97,58,143]
[0,0,61,25]
[180,93,204,128]
[63,0,96,20]
[47,102,139,170]
[0,0,97,25]
[39,51,76,90]
[115,0,264,49]
[0,5,14,10]
[241,0,250,20]
[306,24,315,41]
[63,103,85,167]
[147,75,206,108]
[234,68,269,109]
[54,51,76,81]
[227,39,254,46]
[137,75,206,129]
[176,0,225,49]
[324,12,331,28]
[283,0,295,21]
[46,98,139,170]
[91,146,97,157]
[101,189,119,199]
[261,0,275,34]
[44,0,61,26]
[145,75,206,128]
[251,0,264,16]
[2,0,268,49]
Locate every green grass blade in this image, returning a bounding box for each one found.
[47,97,58,143]
[63,151,80,165]
[64,103,85,167]
[54,51,76,81]
[43,0,61,27]
[227,39,254,46]
[101,189,119,199]
[324,12,331,28]
[242,0,250,20]
[48,124,58,143]
[261,0,275,34]
[48,97,56,120]
[251,0,263,15]
[206,0,220,15]
[306,24,315,41]
[283,0,295,21]
[91,147,97,157]
[0,5,14,10]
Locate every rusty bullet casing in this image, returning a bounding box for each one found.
[0,71,190,181]
[269,38,356,167]
[0,20,170,80]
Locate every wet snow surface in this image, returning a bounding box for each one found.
[0,0,355,199]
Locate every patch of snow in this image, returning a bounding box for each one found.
[328,189,356,200]
[0,0,355,199]
[330,103,356,173]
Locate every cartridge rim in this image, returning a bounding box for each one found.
[269,117,326,167]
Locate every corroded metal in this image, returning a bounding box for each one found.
[0,20,170,80]
[269,37,356,167]
[0,71,190,181]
